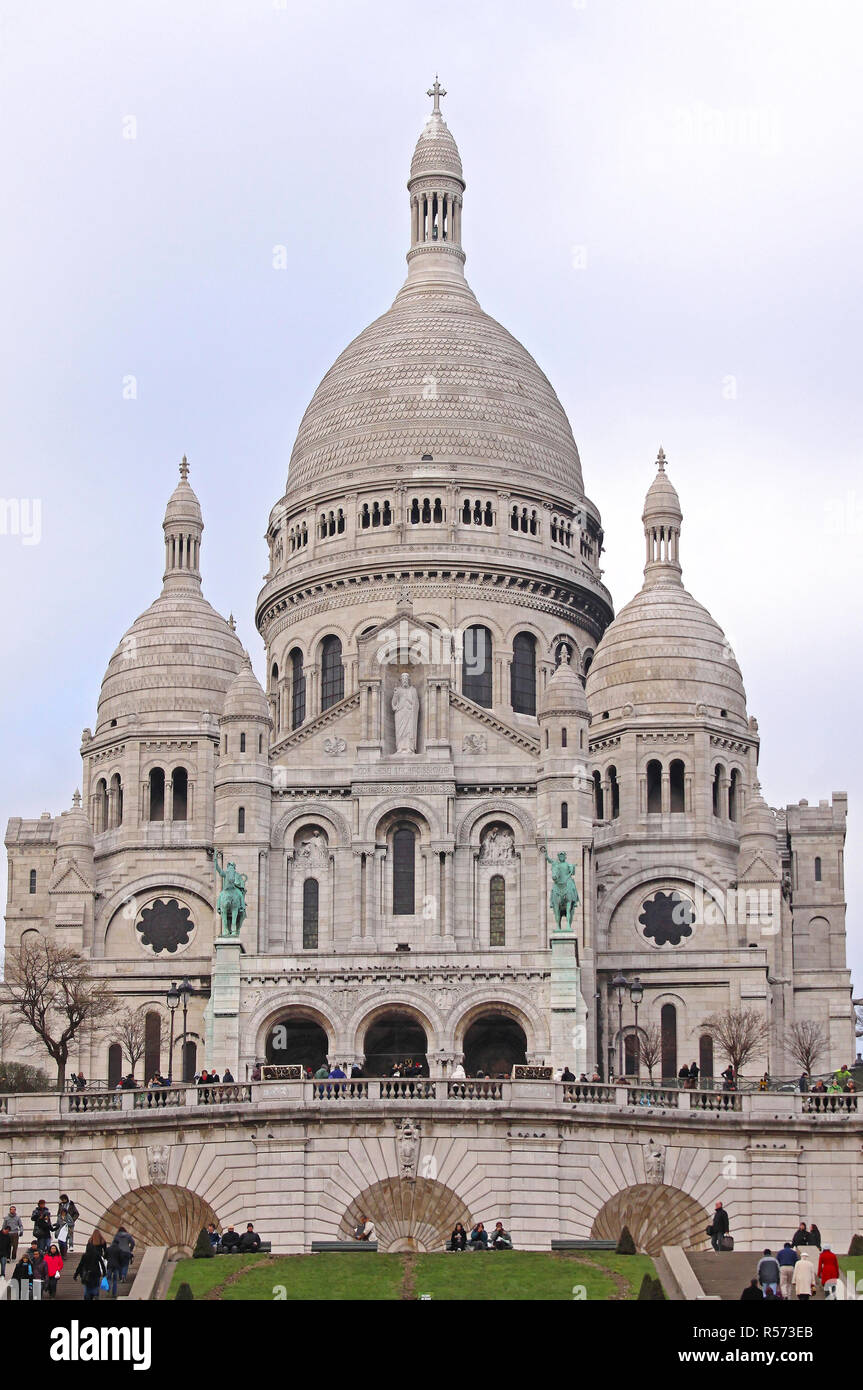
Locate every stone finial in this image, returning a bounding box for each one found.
[560,644,571,665]
[427,75,446,114]
[656,446,666,472]
[179,454,190,481]
[228,613,237,631]
[72,789,81,809]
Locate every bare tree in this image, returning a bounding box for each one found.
[109,1007,165,1079]
[700,1009,771,1079]
[0,1010,22,1061]
[854,1001,862,1039]
[785,1020,829,1077]
[4,938,119,1088]
[638,1023,663,1082]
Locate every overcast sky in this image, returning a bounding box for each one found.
[1,0,860,997]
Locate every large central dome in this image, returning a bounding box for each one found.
[283,91,584,503]
[285,279,585,498]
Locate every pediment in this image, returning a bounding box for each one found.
[737,851,779,883]
[450,689,540,756]
[49,861,94,894]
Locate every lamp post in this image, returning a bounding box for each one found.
[166,983,180,1083]
[176,978,195,1082]
[630,977,644,1080]
[611,972,629,1081]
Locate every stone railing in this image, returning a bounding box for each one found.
[0,1081,857,1122]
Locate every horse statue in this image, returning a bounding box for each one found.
[543,846,579,930]
[214,849,247,937]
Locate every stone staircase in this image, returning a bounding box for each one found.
[687,1250,824,1301]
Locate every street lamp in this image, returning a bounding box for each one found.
[168,978,195,1082]
[630,977,644,1080]
[166,983,180,1083]
[611,972,629,1081]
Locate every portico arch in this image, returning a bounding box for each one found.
[96,1184,220,1258]
[590,1183,711,1256]
[339,1177,471,1253]
[450,992,548,1060]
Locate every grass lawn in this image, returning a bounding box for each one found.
[839,1257,863,1294]
[167,1250,657,1301]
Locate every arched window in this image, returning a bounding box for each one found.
[593,771,604,820]
[183,1040,197,1084]
[290,648,305,729]
[699,1033,714,1083]
[608,766,620,819]
[646,759,662,814]
[661,1003,677,1082]
[110,773,123,827]
[392,826,416,916]
[29,869,37,894]
[624,1032,639,1077]
[489,874,505,947]
[510,632,537,715]
[712,764,723,817]
[149,768,165,822]
[814,856,822,882]
[107,1042,123,1089]
[561,801,569,829]
[463,626,493,708]
[302,878,319,950]
[237,806,245,834]
[670,759,685,814]
[95,778,109,833]
[320,636,344,710]
[144,1010,161,1079]
[582,648,594,676]
[728,768,740,822]
[172,767,188,821]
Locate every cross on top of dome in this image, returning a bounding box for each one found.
[656,446,667,473]
[427,76,446,114]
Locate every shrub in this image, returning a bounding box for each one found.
[848,1234,863,1257]
[175,1282,194,1299]
[616,1225,637,1255]
[0,1063,51,1093]
[192,1228,214,1259]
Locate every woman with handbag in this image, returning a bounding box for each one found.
[43,1243,64,1299]
[74,1229,108,1301]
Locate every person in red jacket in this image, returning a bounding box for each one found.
[43,1242,64,1299]
[817,1246,840,1298]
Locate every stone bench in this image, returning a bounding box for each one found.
[551,1239,618,1251]
[310,1241,379,1253]
[218,1241,272,1254]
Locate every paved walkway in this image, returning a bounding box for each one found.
[688,1250,825,1301]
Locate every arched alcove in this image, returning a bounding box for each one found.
[462,1013,527,1076]
[96,1184,220,1258]
[339,1177,470,1253]
[590,1184,710,1256]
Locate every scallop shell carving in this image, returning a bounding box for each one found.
[590,1183,711,1257]
[340,1177,471,1253]
[96,1184,220,1256]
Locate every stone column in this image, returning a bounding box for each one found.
[207,937,244,1077]
[350,852,364,949]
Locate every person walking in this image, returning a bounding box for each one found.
[791,1221,809,1249]
[13,1242,47,1300]
[0,1224,12,1278]
[776,1242,799,1300]
[687,1061,700,1090]
[31,1201,53,1254]
[792,1252,816,1301]
[5,1207,23,1263]
[808,1223,822,1251]
[757,1249,780,1298]
[56,1194,79,1253]
[110,1226,135,1288]
[817,1246,840,1298]
[740,1278,762,1301]
[74,1230,108,1302]
[709,1202,730,1253]
[42,1243,63,1299]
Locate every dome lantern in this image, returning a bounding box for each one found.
[163,455,203,591]
[642,447,683,587]
[406,78,467,283]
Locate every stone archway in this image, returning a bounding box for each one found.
[340,1178,470,1253]
[590,1184,710,1256]
[96,1185,219,1257]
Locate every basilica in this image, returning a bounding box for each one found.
[4,85,853,1091]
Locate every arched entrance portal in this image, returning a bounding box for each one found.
[266,1014,329,1072]
[462,1013,527,1077]
[97,1184,219,1258]
[339,1178,470,1252]
[590,1184,710,1257]
[363,1010,428,1076]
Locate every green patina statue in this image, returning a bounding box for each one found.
[544,847,579,930]
[215,849,247,937]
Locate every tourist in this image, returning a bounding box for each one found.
[449,1222,467,1252]
[740,1278,762,1301]
[833,1063,852,1090]
[354,1214,376,1241]
[450,1061,466,1080]
[808,1223,822,1251]
[13,1242,47,1299]
[73,1072,87,1091]
[687,1061,699,1090]
[797,1072,809,1093]
[220,1225,240,1252]
[677,1064,690,1089]
[238,1223,261,1253]
[222,1067,235,1084]
[328,1063,347,1081]
[757,1249,780,1298]
[207,1223,220,1251]
[561,1066,575,1082]
[817,1246,839,1297]
[350,1063,364,1079]
[42,1242,63,1299]
[758,1073,770,1092]
[4,1206,23,1261]
[811,1078,827,1094]
[708,1202,729,1253]
[0,1224,12,1278]
[491,1222,513,1250]
[56,1194,79,1254]
[469,1222,489,1251]
[792,1251,816,1301]
[314,1061,329,1096]
[776,1242,798,1299]
[73,1229,108,1301]
[111,1226,135,1285]
[31,1200,53,1254]
[251,1062,262,1082]
[721,1066,736,1092]
[791,1221,809,1249]
[590,1071,601,1083]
